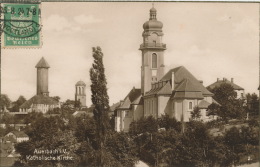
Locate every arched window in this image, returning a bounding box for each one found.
[79,87,81,95]
[189,102,193,110]
[152,53,157,68]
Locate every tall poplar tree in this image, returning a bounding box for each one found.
[90,46,110,166]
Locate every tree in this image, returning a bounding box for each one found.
[90,46,110,166]
[74,99,81,109]
[208,83,246,120]
[191,106,201,121]
[207,102,220,117]
[11,96,26,112]
[0,94,11,111]
[106,132,138,166]
[62,99,76,110]
[158,114,181,132]
[52,96,60,102]
[245,93,259,117]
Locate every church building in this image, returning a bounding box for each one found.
[115,7,217,132]
[20,57,60,113]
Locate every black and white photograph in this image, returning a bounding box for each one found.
[0,1,259,167]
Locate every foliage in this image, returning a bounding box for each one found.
[9,96,27,112]
[190,106,201,121]
[52,96,60,102]
[62,99,76,110]
[0,94,11,110]
[208,83,246,120]
[129,116,158,136]
[245,93,259,116]
[0,112,15,124]
[90,46,111,166]
[106,132,138,166]
[129,115,259,167]
[207,102,220,117]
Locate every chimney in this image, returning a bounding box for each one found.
[231,78,234,83]
[223,77,226,82]
[171,72,175,90]
[217,78,219,82]
[133,86,135,92]
[199,80,203,84]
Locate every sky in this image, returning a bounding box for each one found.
[1,2,259,106]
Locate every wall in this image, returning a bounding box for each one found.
[173,99,199,122]
[133,105,144,121]
[115,114,120,132]
[37,68,48,95]
[157,95,170,118]
[123,109,133,132]
[203,96,212,103]
[144,97,157,118]
[236,90,245,99]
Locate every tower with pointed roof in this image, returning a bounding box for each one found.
[75,81,86,107]
[35,57,50,96]
[140,6,166,95]
[20,57,60,113]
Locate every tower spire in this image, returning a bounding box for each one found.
[140,6,166,95]
[150,4,157,20]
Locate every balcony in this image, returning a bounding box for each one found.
[139,43,166,50]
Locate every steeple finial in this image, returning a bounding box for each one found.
[150,3,157,20]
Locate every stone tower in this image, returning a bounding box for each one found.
[75,81,86,107]
[140,6,166,95]
[35,57,50,96]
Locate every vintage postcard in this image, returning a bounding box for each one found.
[0,1,259,167]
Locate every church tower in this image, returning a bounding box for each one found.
[140,6,166,95]
[75,81,86,107]
[35,57,50,96]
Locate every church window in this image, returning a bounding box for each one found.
[152,53,157,68]
[189,102,193,110]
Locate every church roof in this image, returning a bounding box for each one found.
[117,88,142,110]
[20,95,58,109]
[161,66,213,96]
[207,78,244,90]
[146,80,172,96]
[76,80,86,86]
[145,66,213,98]
[35,57,50,68]
[172,78,204,99]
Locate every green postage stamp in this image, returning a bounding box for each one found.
[1,3,41,48]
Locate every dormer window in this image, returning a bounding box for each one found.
[152,53,157,68]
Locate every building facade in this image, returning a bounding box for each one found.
[115,7,217,132]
